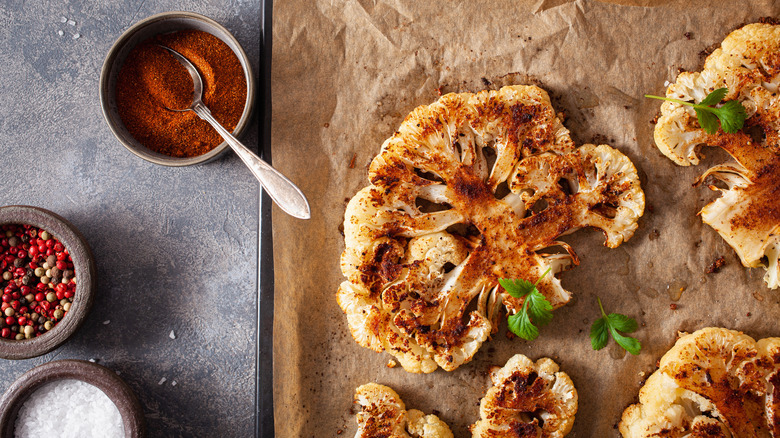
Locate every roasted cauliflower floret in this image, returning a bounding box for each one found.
[620,328,780,437]
[353,383,453,438]
[337,85,645,373]
[652,22,780,289]
[471,354,578,438]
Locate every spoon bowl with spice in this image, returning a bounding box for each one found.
[158,45,311,220]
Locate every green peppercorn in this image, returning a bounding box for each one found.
[44,321,53,330]
[53,309,64,320]
[14,333,24,340]
[41,276,50,285]
[4,308,13,317]
[34,267,44,277]
[46,292,56,302]
[40,231,50,240]
[2,272,11,281]
[24,294,34,303]
[23,325,33,336]
[59,299,68,306]
[45,269,51,278]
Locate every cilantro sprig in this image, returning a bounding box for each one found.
[499,267,553,341]
[590,297,641,355]
[645,87,747,134]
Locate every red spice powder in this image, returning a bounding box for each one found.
[116,30,247,158]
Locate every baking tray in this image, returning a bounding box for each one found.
[255,0,274,436]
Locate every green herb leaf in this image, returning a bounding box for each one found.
[589,297,642,355]
[508,311,539,341]
[645,87,747,134]
[611,328,642,356]
[699,87,728,106]
[526,289,553,326]
[498,278,536,299]
[717,100,748,133]
[590,317,609,350]
[606,313,638,333]
[500,268,553,341]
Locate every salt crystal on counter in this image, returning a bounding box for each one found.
[171,380,177,387]
[103,320,110,325]
[67,19,75,26]
[72,33,80,40]
[59,16,67,23]
[14,379,124,438]
[158,377,167,385]
[169,330,175,339]
[57,30,64,36]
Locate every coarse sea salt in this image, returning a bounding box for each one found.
[14,379,124,438]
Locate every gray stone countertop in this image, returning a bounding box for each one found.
[0,1,262,436]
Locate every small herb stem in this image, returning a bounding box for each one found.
[534,267,553,287]
[644,94,693,106]
[597,296,607,318]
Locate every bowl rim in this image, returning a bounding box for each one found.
[0,205,96,360]
[0,359,144,437]
[99,11,257,167]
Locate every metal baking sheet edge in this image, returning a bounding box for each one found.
[255,0,275,436]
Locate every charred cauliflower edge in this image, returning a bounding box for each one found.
[620,327,780,437]
[653,22,780,290]
[338,85,645,373]
[353,383,454,438]
[472,354,578,438]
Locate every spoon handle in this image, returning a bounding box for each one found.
[192,103,311,219]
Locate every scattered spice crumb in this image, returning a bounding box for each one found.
[648,229,660,241]
[323,123,330,128]
[337,430,343,435]
[386,359,397,368]
[747,312,752,317]
[684,31,693,40]
[669,303,678,310]
[102,320,110,325]
[158,377,167,385]
[705,256,726,274]
[505,331,516,340]
[753,291,765,302]
[650,114,659,125]
[348,153,356,169]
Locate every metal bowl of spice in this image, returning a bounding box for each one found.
[0,206,96,360]
[0,359,144,437]
[99,11,255,166]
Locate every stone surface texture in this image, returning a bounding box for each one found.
[0,1,260,436]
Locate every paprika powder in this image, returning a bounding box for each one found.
[115,30,247,158]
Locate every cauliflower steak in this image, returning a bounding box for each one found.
[353,383,453,438]
[620,328,780,437]
[652,23,780,289]
[471,354,578,438]
[338,85,644,373]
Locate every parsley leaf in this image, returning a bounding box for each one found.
[590,297,642,355]
[645,87,747,134]
[499,267,553,341]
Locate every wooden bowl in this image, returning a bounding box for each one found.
[0,206,96,360]
[0,359,144,437]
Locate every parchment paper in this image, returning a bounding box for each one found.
[271,1,780,436]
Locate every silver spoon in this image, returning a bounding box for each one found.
[159,45,311,220]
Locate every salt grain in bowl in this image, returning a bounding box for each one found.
[14,379,124,438]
